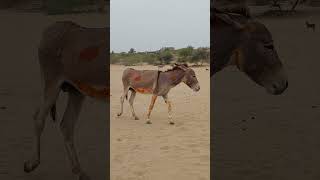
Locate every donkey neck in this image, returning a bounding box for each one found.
[161,68,185,87]
[212,18,243,76]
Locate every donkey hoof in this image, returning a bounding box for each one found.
[146,121,152,124]
[117,113,122,117]
[169,122,175,125]
[134,116,139,120]
[24,160,39,173]
[79,173,90,180]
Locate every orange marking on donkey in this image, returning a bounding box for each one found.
[73,80,110,99]
[170,76,176,81]
[79,46,100,61]
[134,75,141,81]
[135,88,153,94]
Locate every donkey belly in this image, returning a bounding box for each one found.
[61,33,109,100]
[64,58,109,100]
[125,70,158,94]
[67,79,109,100]
[129,77,155,94]
[130,79,154,94]
[132,87,153,94]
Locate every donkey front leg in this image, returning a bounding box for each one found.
[60,91,89,180]
[24,85,60,173]
[146,95,157,124]
[163,94,174,125]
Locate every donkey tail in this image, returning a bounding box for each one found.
[50,104,57,122]
[125,88,134,100]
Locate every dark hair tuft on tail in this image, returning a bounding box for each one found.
[50,104,57,122]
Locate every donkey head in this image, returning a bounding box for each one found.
[216,13,288,95]
[174,63,200,92]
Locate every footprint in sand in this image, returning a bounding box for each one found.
[192,149,200,153]
[160,146,170,150]
[133,170,145,177]
[113,154,125,164]
[187,143,197,148]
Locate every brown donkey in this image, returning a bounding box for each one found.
[24,21,108,180]
[212,8,288,95]
[306,21,316,32]
[117,63,200,124]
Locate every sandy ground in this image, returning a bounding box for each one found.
[212,6,320,180]
[110,65,210,180]
[4,5,320,180]
[0,11,109,180]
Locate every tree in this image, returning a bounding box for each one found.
[269,0,301,13]
[191,48,209,65]
[159,50,173,64]
[178,46,193,58]
[128,48,136,54]
[290,0,300,11]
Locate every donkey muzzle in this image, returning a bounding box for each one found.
[193,83,200,92]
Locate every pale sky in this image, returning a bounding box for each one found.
[111,0,210,52]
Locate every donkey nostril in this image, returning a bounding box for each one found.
[285,81,288,88]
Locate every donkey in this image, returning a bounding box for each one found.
[24,21,108,180]
[306,21,316,32]
[117,64,200,125]
[212,8,288,95]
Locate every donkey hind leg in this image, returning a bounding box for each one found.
[59,90,89,180]
[129,90,139,120]
[24,84,61,173]
[117,87,130,117]
[163,94,174,125]
[146,95,158,124]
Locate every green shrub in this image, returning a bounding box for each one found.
[111,46,209,66]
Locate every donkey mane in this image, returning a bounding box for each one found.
[164,66,181,72]
[164,64,188,72]
[213,7,251,18]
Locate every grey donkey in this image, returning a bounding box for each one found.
[24,21,109,180]
[117,63,200,124]
[212,8,288,95]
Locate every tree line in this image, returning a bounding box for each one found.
[111,46,210,66]
[215,0,316,16]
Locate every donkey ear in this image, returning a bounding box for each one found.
[178,64,188,71]
[182,63,188,67]
[214,13,244,30]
